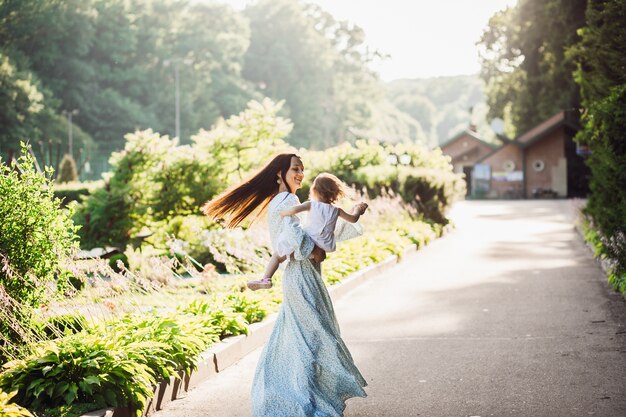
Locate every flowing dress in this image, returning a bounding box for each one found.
[251,192,367,417]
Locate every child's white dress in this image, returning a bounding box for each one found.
[276,200,363,257]
[304,201,339,252]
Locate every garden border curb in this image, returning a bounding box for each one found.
[81,244,418,417]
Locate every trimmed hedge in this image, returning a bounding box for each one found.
[53,181,102,208]
[577,84,626,291]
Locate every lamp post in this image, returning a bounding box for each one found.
[62,109,79,156]
[387,151,411,190]
[386,152,411,169]
[163,58,193,141]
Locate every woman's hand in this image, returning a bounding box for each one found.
[311,245,326,263]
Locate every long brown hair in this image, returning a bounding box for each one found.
[201,153,301,228]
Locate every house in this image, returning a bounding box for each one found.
[440,111,590,199]
[438,128,503,196]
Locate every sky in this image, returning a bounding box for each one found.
[219,0,518,81]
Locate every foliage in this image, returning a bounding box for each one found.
[191,98,292,185]
[0,309,223,414]
[301,140,464,224]
[52,181,103,208]
[0,390,34,417]
[0,145,78,358]
[0,52,45,154]
[0,0,495,162]
[571,0,626,105]
[56,154,78,183]
[477,0,586,136]
[97,313,218,377]
[386,75,489,146]
[225,293,267,325]
[38,401,105,417]
[0,0,254,177]
[72,129,178,248]
[577,85,626,289]
[243,0,383,148]
[179,298,250,339]
[0,336,156,415]
[35,313,87,340]
[572,0,626,292]
[74,99,292,250]
[108,254,129,274]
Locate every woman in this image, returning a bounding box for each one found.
[202,153,367,417]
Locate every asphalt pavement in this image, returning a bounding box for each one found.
[153,200,626,417]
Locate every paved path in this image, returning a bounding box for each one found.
[154,200,626,417]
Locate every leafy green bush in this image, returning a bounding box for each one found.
[0,145,79,358]
[301,140,464,224]
[74,99,292,250]
[0,335,156,415]
[0,311,222,415]
[225,293,267,324]
[98,313,219,377]
[73,130,174,249]
[577,84,626,291]
[400,168,466,224]
[179,298,250,338]
[0,390,34,417]
[34,313,88,340]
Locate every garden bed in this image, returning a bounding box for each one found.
[80,251,409,417]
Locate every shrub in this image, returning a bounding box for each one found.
[74,99,292,250]
[35,313,88,340]
[225,293,267,324]
[56,154,78,183]
[301,140,464,224]
[0,390,34,417]
[578,84,626,290]
[73,130,174,249]
[400,168,466,224]
[0,145,79,358]
[0,336,156,415]
[179,298,251,338]
[99,313,219,376]
[0,311,221,415]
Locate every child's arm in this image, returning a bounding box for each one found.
[337,202,368,223]
[280,201,311,217]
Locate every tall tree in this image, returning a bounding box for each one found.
[243,0,382,148]
[478,0,587,136]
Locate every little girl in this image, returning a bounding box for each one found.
[247,173,367,291]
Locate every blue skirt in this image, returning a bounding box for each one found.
[251,259,367,417]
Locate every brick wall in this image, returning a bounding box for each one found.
[524,127,566,197]
[481,143,524,198]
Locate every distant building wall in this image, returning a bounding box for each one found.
[481,143,524,198]
[441,134,494,173]
[524,128,566,197]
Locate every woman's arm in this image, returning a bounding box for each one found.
[280,201,311,217]
[275,195,315,260]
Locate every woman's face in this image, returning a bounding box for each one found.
[283,156,304,192]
